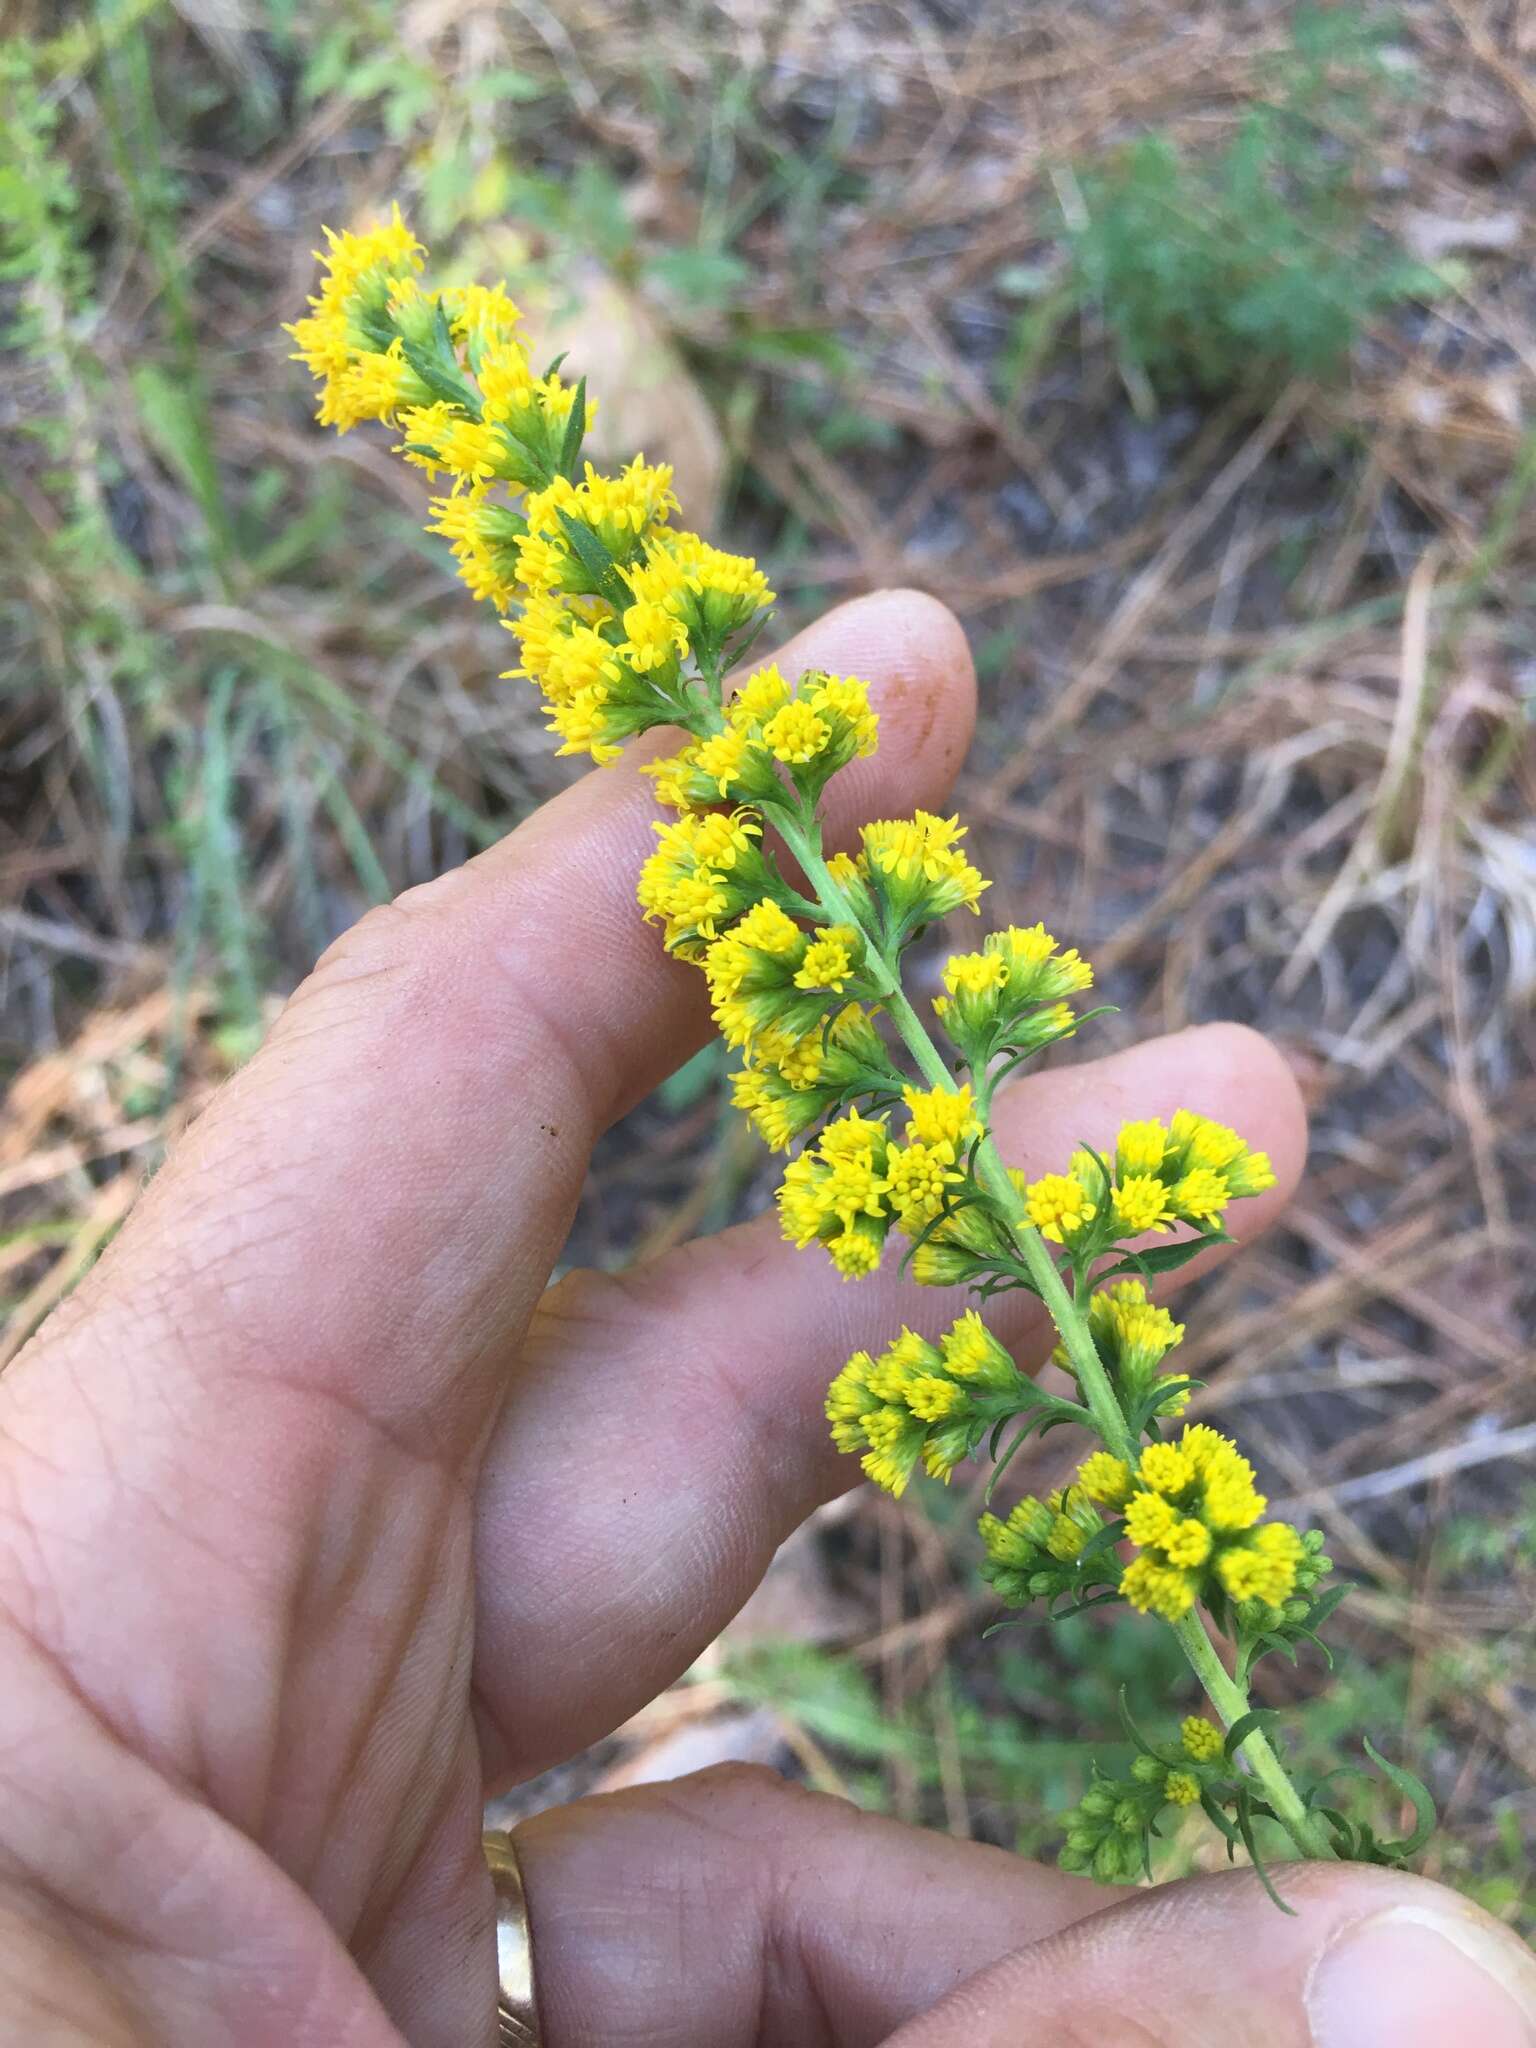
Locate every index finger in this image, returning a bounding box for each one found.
[22,589,975,1461]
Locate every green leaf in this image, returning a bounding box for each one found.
[1223,1708,1282,1761]
[1363,1739,1438,1860]
[557,374,588,481]
[646,244,751,311]
[656,1041,725,1113]
[554,508,632,608]
[1076,1143,1115,1203]
[1043,1589,1124,1623]
[1200,1787,1244,1848]
[1124,1375,1203,1436]
[131,362,211,500]
[1116,1684,1168,1761]
[1074,1518,1130,1573]
[400,336,478,413]
[1233,1788,1296,1915]
[1100,1231,1232,1282]
[465,66,548,103]
[1304,1582,1352,1632]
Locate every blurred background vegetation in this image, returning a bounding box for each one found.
[2,0,1533,1925]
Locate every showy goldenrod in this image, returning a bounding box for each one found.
[292,209,1435,1892]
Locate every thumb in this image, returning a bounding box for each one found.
[886,1860,1536,2048]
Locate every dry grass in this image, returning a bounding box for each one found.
[3,0,1534,1919]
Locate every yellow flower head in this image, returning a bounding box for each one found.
[793,927,859,992]
[1181,1715,1224,1763]
[859,811,989,921]
[902,1082,979,1150]
[806,671,879,758]
[1058,1280,1189,1416]
[1168,1167,1231,1226]
[826,1320,997,1492]
[1116,1118,1169,1179]
[940,950,1008,998]
[777,1111,892,1269]
[1120,1554,1197,1621]
[885,1139,965,1233]
[319,341,415,432]
[636,810,767,954]
[1215,1520,1305,1605]
[729,663,793,728]
[1111,1174,1177,1237]
[397,403,505,488]
[938,1309,1016,1387]
[1025,1170,1097,1247]
[762,700,831,764]
[622,596,690,673]
[1076,1450,1133,1508]
[442,280,525,351]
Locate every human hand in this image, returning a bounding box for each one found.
[2,590,1531,2047]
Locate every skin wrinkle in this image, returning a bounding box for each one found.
[756,1785,857,2048]
[265,1466,473,1923]
[513,1766,1119,2048]
[0,1625,328,2029]
[881,1863,1423,2048]
[350,1736,494,2048]
[0,1891,152,2045]
[0,1385,295,1806]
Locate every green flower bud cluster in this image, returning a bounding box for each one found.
[977,1486,1116,1608]
[1234,1528,1332,1635]
[1059,1715,1223,1881]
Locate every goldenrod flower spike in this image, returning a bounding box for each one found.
[295,208,1427,1897]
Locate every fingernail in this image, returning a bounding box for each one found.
[1308,1904,1536,2048]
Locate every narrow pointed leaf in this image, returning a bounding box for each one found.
[1363,1739,1437,1859]
[1223,1708,1282,1761]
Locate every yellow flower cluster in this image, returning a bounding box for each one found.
[1055,1279,1189,1417]
[856,810,989,928]
[1181,1714,1224,1762]
[704,899,864,1050]
[828,1312,1022,1494]
[729,1004,892,1152]
[778,1109,892,1277]
[1074,1424,1305,1621]
[1024,1109,1277,1251]
[646,664,878,813]
[293,217,1360,1884]
[775,1083,982,1278]
[1060,1715,1231,1880]
[635,810,775,957]
[935,921,1094,1060]
[287,208,428,428]
[290,212,776,764]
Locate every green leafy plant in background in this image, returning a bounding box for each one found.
[1,13,521,1053]
[723,1610,1453,1889]
[1061,7,1441,404]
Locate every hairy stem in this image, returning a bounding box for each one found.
[779,810,1337,1864]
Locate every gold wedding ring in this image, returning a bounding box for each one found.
[483,1829,542,2046]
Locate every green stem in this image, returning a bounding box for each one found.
[1173,1613,1331,1853]
[777,809,1336,1864]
